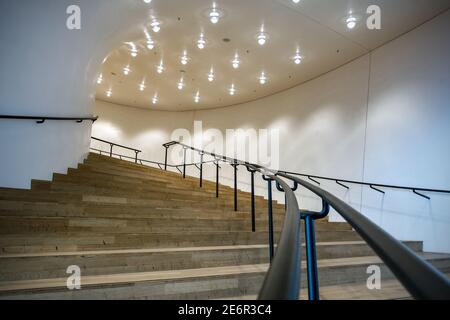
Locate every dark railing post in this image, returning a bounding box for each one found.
[183,147,187,179]
[109,144,113,157]
[304,215,319,300]
[199,152,204,188]
[232,162,238,212]
[262,175,274,262]
[215,161,220,198]
[250,171,256,232]
[134,151,139,164]
[164,146,169,171]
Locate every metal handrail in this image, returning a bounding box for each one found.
[162,141,450,300]
[0,114,98,124]
[280,170,450,199]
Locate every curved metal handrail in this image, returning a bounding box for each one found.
[280,170,450,199]
[277,172,450,300]
[162,141,450,300]
[0,114,98,124]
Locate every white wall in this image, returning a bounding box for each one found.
[0,0,149,188]
[92,11,450,252]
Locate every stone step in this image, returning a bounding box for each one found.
[0,188,285,214]
[0,215,351,235]
[0,230,361,254]
[0,253,448,300]
[0,241,422,282]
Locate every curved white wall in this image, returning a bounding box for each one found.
[0,0,149,188]
[92,10,450,253]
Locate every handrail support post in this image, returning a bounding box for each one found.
[303,215,320,300]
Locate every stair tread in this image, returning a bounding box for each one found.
[1,252,447,293]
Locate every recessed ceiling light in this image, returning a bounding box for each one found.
[209,4,223,24]
[208,68,215,82]
[346,13,357,29]
[293,49,303,65]
[150,19,161,33]
[178,77,185,90]
[97,74,103,84]
[147,39,154,50]
[257,26,268,46]
[143,0,152,3]
[123,65,131,75]
[106,89,112,97]
[232,53,240,69]
[197,33,206,49]
[292,0,300,4]
[180,51,189,65]
[259,72,267,84]
[139,80,146,91]
[156,61,164,74]
[152,93,158,104]
[229,84,236,95]
[194,91,200,103]
[127,42,138,57]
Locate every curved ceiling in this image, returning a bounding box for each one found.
[95,0,449,111]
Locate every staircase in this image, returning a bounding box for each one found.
[0,153,449,300]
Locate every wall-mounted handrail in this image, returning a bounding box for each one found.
[280,170,450,199]
[0,114,98,124]
[161,140,450,300]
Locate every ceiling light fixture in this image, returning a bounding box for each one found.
[257,26,268,46]
[177,77,185,90]
[232,53,240,69]
[229,84,236,96]
[181,51,189,65]
[259,72,267,84]
[194,91,200,103]
[152,93,158,104]
[209,3,221,24]
[157,61,164,74]
[346,13,357,29]
[197,33,206,49]
[139,80,146,91]
[150,19,161,33]
[143,0,152,4]
[123,65,131,75]
[127,42,138,57]
[106,89,112,97]
[292,0,300,4]
[208,68,215,82]
[146,38,154,50]
[97,74,103,84]
[293,49,303,65]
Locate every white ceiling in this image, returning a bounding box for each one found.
[96,0,450,111]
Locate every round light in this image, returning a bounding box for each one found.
[197,40,206,49]
[143,0,152,3]
[123,66,131,75]
[131,52,137,57]
[157,65,164,74]
[147,40,154,50]
[259,72,267,84]
[210,11,220,24]
[292,0,300,3]
[97,75,103,84]
[346,16,357,29]
[293,53,303,65]
[106,89,112,97]
[257,33,267,46]
[151,21,160,33]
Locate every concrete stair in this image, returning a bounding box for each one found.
[0,152,448,300]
